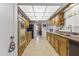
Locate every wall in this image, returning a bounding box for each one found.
[63,4,79,33]
[0,3,18,56]
[10,3,18,56]
[65,15,79,26]
[30,22,37,39]
[34,23,38,38]
[64,15,79,33]
[41,21,48,37]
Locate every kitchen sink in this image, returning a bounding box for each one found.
[58,31,79,37]
[65,34,71,36]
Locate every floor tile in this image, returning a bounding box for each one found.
[22,37,59,56]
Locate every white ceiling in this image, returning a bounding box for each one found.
[19,4,64,21]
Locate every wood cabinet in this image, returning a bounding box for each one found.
[49,12,64,26]
[54,35,59,52]
[26,31,32,45]
[51,34,55,47]
[47,32,79,56]
[18,7,31,56]
[18,31,32,56]
[54,12,64,26]
[18,43,26,56]
[47,32,69,56]
[54,35,69,56]
[58,36,69,56]
[58,12,64,26]
[47,32,51,43]
[49,18,55,26]
[54,15,59,26]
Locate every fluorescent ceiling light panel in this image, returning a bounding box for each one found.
[35,13,44,17]
[34,6,46,12]
[19,5,33,12]
[28,16,35,19]
[25,13,34,17]
[19,5,61,21]
[42,17,49,19]
[36,18,41,20]
[36,17,42,19]
[30,19,36,21]
[42,18,49,20]
[30,18,36,20]
[44,13,53,17]
[46,6,60,12]
[36,17,42,18]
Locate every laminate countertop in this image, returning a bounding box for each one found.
[47,32,79,42]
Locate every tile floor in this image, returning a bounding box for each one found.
[22,37,59,56]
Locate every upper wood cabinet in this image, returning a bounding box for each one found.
[58,12,64,26]
[49,12,64,26]
[54,15,59,26]
[54,12,64,26]
[49,19,54,25]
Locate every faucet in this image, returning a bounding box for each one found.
[68,25,72,32]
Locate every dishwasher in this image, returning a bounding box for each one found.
[69,40,79,56]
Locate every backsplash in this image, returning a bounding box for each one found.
[47,25,58,33]
[72,26,79,33]
[59,26,79,33]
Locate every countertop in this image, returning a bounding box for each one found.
[47,31,79,42]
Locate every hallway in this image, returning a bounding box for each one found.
[0,3,79,56]
[22,37,59,56]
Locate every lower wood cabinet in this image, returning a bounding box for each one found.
[51,34,55,47]
[58,36,69,56]
[47,32,51,43]
[18,43,26,56]
[47,32,69,56]
[26,31,32,45]
[18,31,32,56]
[54,35,59,52]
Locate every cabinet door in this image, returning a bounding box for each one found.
[47,33,49,41]
[59,37,69,56]
[59,12,64,25]
[54,35,59,52]
[48,33,51,43]
[49,33,52,44]
[51,34,55,47]
[54,15,59,26]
